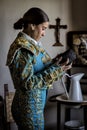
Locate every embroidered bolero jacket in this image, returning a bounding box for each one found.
[6,32,64,91]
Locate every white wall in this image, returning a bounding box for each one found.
[0,0,72,129]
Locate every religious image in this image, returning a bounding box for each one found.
[67,31,87,65]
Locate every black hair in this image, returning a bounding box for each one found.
[14,7,49,30]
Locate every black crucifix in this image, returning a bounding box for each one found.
[49,18,67,46]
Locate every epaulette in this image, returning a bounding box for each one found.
[6,37,39,66]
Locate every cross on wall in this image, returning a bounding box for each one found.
[49,18,67,46]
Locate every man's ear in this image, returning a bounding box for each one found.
[31,24,35,30]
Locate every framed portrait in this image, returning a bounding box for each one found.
[67,31,87,65]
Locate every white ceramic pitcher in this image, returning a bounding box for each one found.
[62,73,84,101]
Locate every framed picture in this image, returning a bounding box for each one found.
[67,31,87,65]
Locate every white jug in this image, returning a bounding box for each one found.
[62,73,84,101]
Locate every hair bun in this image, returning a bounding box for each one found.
[14,18,24,29]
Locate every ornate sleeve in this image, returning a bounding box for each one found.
[9,49,64,90]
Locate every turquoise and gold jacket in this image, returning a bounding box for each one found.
[6,32,64,90]
[6,32,64,130]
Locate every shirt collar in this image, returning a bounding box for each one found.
[21,32,38,46]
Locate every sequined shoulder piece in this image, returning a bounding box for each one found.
[6,37,39,66]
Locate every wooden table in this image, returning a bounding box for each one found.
[56,94,87,130]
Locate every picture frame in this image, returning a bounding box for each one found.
[67,31,87,65]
